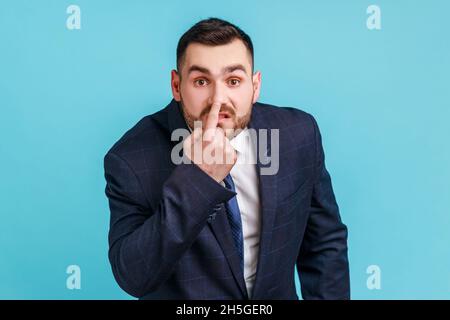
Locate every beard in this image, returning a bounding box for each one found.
[180,100,252,139]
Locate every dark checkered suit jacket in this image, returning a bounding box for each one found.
[104,99,350,300]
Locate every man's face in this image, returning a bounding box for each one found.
[171,39,261,137]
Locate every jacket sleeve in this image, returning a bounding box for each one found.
[104,152,236,298]
[296,115,350,300]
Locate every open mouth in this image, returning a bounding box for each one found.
[218,112,231,120]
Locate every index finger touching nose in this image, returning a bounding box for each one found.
[203,102,221,141]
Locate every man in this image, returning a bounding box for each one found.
[104,17,350,300]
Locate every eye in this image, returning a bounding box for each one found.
[194,79,209,87]
[228,78,241,87]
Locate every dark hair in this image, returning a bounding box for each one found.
[176,17,254,74]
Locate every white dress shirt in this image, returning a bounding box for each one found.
[227,128,261,299]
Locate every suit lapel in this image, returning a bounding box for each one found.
[207,206,249,298]
[248,103,279,299]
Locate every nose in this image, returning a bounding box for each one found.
[208,82,228,108]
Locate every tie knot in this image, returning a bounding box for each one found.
[223,174,235,191]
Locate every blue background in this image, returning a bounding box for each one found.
[1,0,449,299]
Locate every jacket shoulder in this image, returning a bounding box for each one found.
[105,108,169,159]
[254,101,316,130]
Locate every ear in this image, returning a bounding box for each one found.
[252,71,262,104]
[171,69,181,101]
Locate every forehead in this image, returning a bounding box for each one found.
[183,39,252,75]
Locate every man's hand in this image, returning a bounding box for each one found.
[183,102,237,182]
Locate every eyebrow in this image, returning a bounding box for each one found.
[187,63,248,76]
[223,64,248,74]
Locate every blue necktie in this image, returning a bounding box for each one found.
[223,174,244,271]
